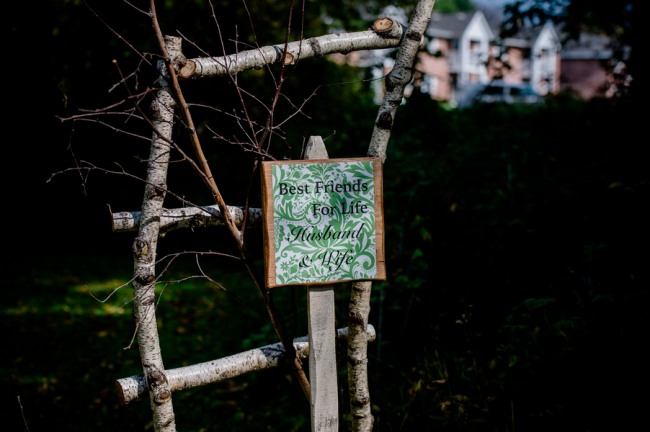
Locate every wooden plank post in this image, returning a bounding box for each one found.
[303,136,339,432]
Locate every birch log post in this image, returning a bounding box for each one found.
[129,35,183,432]
[303,136,339,432]
[349,1,437,431]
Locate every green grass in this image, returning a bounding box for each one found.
[1,252,319,431]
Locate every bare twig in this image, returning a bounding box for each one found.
[149,0,313,401]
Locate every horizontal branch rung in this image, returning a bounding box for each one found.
[179,18,404,78]
[111,204,262,233]
[115,325,375,405]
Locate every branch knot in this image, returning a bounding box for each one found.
[376,111,394,130]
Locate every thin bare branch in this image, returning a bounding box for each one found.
[84,0,152,66]
[152,1,243,248]
[87,278,136,303]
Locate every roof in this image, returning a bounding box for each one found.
[503,21,560,49]
[426,11,479,39]
[504,26,544,47]
[560,33,615,60]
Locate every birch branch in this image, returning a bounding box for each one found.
[116,325,375,405]
[179,17,403,79]
[131,33,180,431]
[349,2,437,432]
[367,1,435,163]
[111,205,263,233]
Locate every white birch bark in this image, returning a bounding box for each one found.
[349,2,437,431]
[131,35,183,432]
[111,205,263,233]
[179,18,403,79]
[367,1,436,163]
[116,326,375,405]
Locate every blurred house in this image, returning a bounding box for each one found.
[415,10,561,106]
[559,32,631,99]
[331,9,626,106]
[419,11,495,105]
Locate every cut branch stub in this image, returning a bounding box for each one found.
[373,17,395,33]
[283,51,295,65]
[178,60,196,79]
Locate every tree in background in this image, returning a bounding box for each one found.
[431,0,474,12]
[501,0,638,99]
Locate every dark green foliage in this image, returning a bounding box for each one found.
[4,93,647,431]
[369,94,648,431]
[433,0,475,13]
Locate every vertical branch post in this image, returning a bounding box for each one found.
[130,36,183,432]
[350,1,437,431]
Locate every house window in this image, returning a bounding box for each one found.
[469,40,485,66]
[427,75,439,95]
[428,38,443,56]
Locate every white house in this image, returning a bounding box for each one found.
[419,11,495,104]
[499,20,562,95]
[416,10,561,105]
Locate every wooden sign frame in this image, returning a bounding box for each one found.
[261,157,386,288]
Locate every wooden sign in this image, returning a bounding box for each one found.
[261,157,386,288]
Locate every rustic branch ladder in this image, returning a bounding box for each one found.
[111,2,437,430]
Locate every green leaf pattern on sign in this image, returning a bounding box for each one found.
[272,160,377,285]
